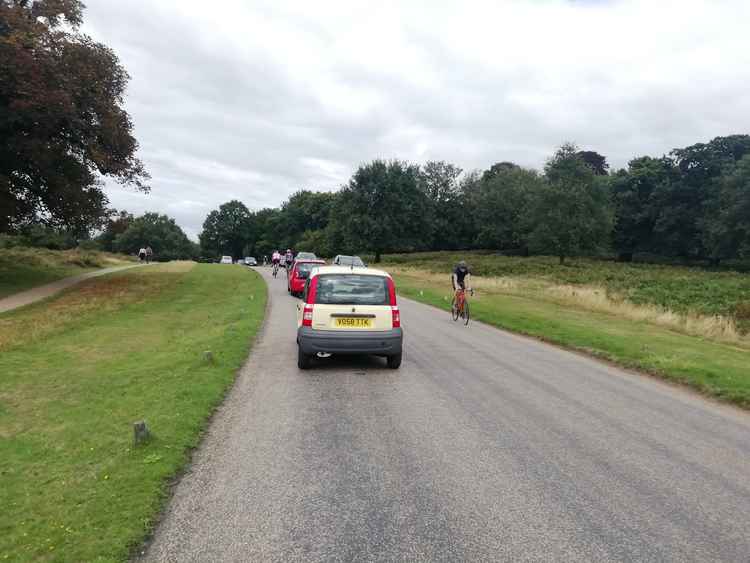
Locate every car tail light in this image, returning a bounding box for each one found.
[302,275,318,327]
[307,276,318,304]
[302,304,314,327]
[387,278,400,328]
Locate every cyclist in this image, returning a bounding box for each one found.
[452,260,472,307]
[284,248,294,272]
[271,250,281,276]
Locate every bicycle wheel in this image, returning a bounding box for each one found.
[451,297,459,321]
[463,299,470,325]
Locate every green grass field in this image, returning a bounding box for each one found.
[0,263,266,562]
[0,247,135,299]
[380,252,750,332]
[391,267,750,409]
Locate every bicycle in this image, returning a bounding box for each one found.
[272,262,279,278]
[451,288,473,326]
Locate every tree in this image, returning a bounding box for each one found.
[0,0,150,233]
[529,144,613,264]
[469,165,543,253]
[277,190,337,249]
[481,161,520,182]
[610,156,675,261]
[699,154,750,263]
[199,200,253,259]
[655,135,750,259]
[577,151,609,176]
[296,229,333,257]
[114,213,195,261]
[331,160,432,262]
[96,210,134,251]
[419,161,467,250]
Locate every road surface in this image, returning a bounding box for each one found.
[142,267,750,562]
[0,264,143,314]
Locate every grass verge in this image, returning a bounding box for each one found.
[379,251,750,332]
[0,263,267,562]
[393,271,750,408]
[0,247,135,299]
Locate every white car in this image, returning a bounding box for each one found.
[220,256,233,264]
[245,257,258,266]
[333,255,366,267]
[296,266,403,370]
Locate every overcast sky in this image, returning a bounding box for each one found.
[82,0,750,239]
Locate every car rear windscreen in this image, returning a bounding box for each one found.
[314,275,388,305]
[337,256,364,267]
[296,263,316,276]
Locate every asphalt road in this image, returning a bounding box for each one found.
[142,266,750,562]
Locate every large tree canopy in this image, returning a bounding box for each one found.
[610,156,675,261]
[577,151,609,176]
[113,213,196,261]
[333,160,432,262]
[469,164,543,253]
[419,161,468,250]
[529,144,613,264]
[199,200,253,259]
[0,0,149,234]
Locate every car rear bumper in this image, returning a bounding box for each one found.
[297,327,403,356]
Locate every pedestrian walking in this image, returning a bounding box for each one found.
[145,246,153,263]
[138,247,146,262]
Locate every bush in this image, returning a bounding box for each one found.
[0,234,25,249]
[77,239,102,251]
[20,225,78,250]
[735,302,750,333]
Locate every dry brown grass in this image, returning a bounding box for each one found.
[0,246,135,269]
[544,284,745,344]
[0,261,194,352]
[387,266,750,347]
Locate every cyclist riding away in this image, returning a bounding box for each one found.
[271,250,281,277]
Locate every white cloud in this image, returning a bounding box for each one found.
[82,0,750,238]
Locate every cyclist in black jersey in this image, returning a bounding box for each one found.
[451,260,471,291]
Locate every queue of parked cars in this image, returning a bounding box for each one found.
[294,264,402,370]
[269,252,401,370]
[216,256,259,266]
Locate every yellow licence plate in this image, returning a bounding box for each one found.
[334,317,372,328]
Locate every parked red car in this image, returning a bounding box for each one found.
[288,259,325,296]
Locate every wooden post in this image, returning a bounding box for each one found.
[133,420,150,445]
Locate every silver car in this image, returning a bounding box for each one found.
[333,255,365,267]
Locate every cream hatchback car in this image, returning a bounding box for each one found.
[296,266,403,370]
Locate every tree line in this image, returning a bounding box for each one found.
[3,4,749,266]
[198,135,750,265]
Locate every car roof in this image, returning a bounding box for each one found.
[311,265,390,278]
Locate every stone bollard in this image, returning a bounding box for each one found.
[133,420,150,445]
[203,350,214,363]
